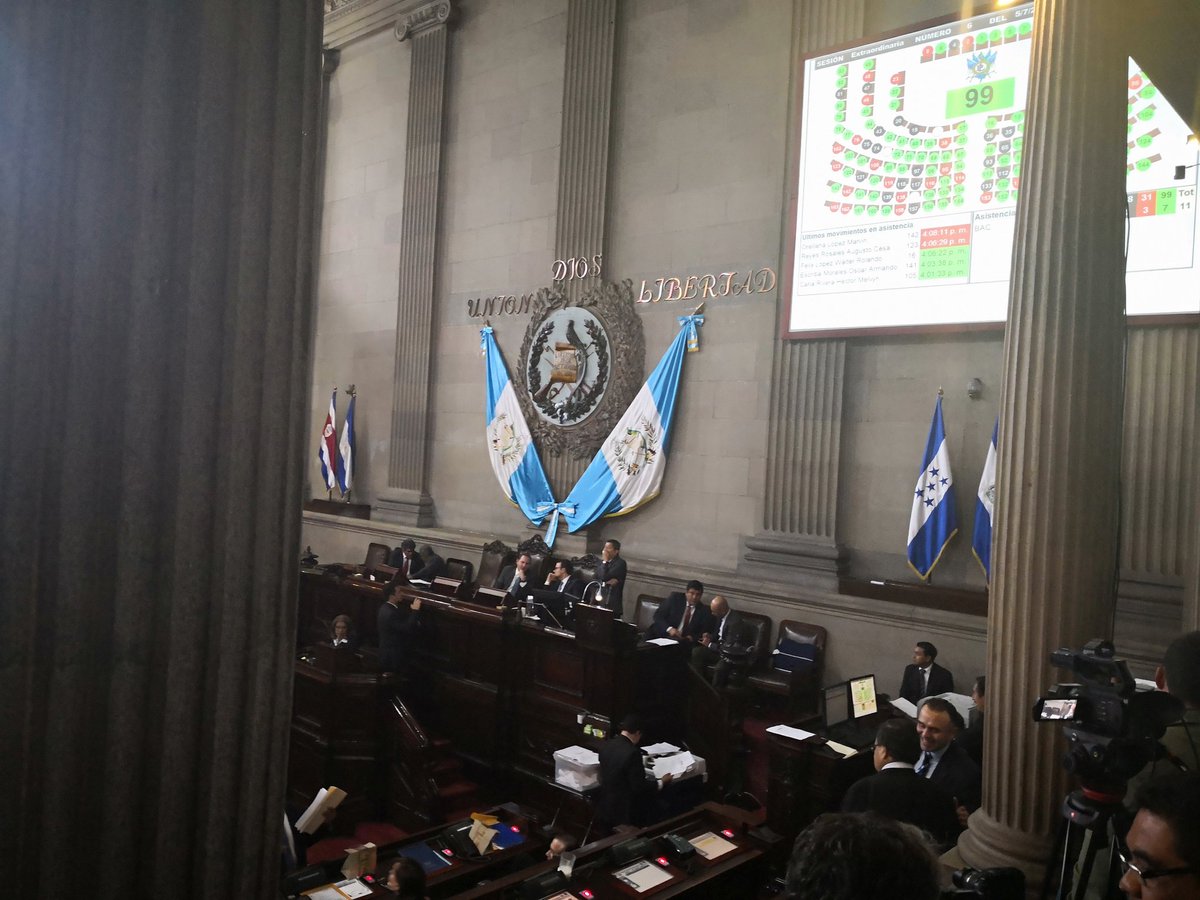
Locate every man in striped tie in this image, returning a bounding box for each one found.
[646,580,712,644]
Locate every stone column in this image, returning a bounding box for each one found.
[544,0,618,497]
[375,0,453,526]
[956,0,1129,886]
[742,0,863,584]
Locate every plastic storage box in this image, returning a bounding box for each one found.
[554,745,601,791]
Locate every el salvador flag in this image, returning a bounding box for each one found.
[559,315,703,538]
[318,388,338,492]
[337,392,356,496]
[907,394,958,580]
[972,419,997,581]
[481,327,556,529]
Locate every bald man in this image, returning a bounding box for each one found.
[690,595,747,688]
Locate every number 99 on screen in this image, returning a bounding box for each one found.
[946,77,1015,117]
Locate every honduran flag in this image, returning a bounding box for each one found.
[972,419,998,581]
[318,389,339,492]
[558,314,704,541]
[337,392,356,496]
[481,327,556,530]
[907,394,958,580]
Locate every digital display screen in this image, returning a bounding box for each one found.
[1040,698,1078,721]
[849,674,878,719]
[784,2,1200,336]
[824,682,849,727]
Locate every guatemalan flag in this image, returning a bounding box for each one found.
[481,327,556,530]
[972,419,998,581]
[558,314,703,543]
[907,394,958,580]
[318,388,339,492]
[337,391,356,496]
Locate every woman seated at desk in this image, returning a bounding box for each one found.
[329,614,359,651]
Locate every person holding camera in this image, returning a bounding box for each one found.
[1125,631,1200,808]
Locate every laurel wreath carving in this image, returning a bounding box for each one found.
[516,281,645,460]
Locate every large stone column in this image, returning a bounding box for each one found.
[542,0,618,498]
[742,0,863,585]
[375,0,454,526]
[956,0,1130,886]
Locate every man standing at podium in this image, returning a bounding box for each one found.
[377,582,422,676]
[594,539,627,619]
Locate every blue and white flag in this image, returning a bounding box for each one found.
[907,394,958,580]
[318,388,338,492]
[972,419,997,581]
[481,327,557,532]
[337,391,356,496]
[559,315,704,538]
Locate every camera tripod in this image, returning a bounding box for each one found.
[1041,786,1128,900]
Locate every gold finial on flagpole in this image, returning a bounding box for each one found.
[692,302,705,316]
[937,386,944,397]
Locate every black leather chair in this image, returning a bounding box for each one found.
[746,620,827,719]
[364,542,391,569]
[634,594,663,635]
[475,540,514,591]
[705,609,772,688]
[445,558,474,584]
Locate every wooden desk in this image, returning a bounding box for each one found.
[450,802,775,900]
[764,726,875,840]
[293,570,697,830]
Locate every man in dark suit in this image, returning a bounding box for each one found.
[596,714,671,830]
[387,538,418,578]
[899,641,955,704]
[543,559,584,599]
[646,580,712,643]
[959,675,985,768]
[377,582,422,675]
[841,718,960,849]
[915,697,980,824]
[493,551,534,597]
[690,595,747,687]
[594,538,627,619]
[408,544,445,582]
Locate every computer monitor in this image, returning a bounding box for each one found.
[848,674,878,719]
[823,681,849,728]
[526,588,572,630]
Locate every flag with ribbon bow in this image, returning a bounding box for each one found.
[557,314,704,536]
[907,393,958,580]
[481,326,557,530]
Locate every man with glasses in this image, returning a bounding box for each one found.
[1119,772,1200,899]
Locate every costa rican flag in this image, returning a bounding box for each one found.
[559,314,703,537]
[481,327,556,532]
[318,389,338,492]
[337,392,356,496]
[907,394,958,580]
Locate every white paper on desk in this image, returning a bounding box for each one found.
[614,859,673,892]
[646,637,677,646]
[765,724,816,742]
[890,697,918,718]
[933,691,976,724]
[469,819,498,854]
[689,831,737,860]
[1136,678,1158,692]
[409,578,431,586]
[642,742,681,756]
[651,751,696,780]
[301,888,346,900]
[332,879,373,899]
[824,739,859,758]
[556,745,600,765]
